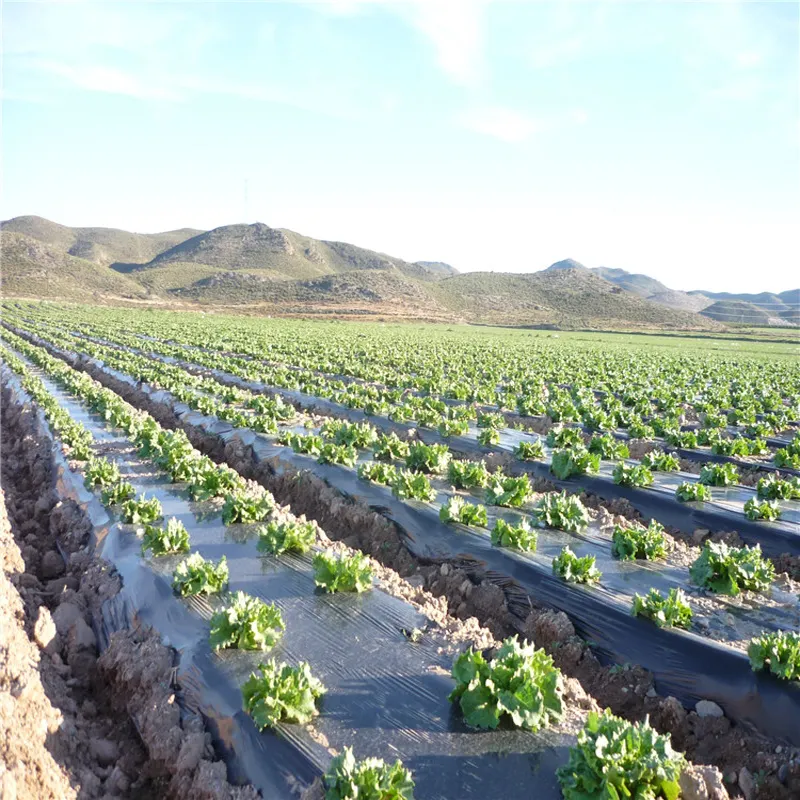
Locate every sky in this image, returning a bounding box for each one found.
[2,0,799,293]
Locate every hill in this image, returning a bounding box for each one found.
[648,289,711,313]
[592,267,669,298]
[1,215,201,267]
[544,261,684,302]
[142,222,449,283]
[701,300,772,325]
[413,261,459,277]
[0,215,727,330]
[541,262,796,326]
[691,289,799,324]
[0,232,149,301]
[429,268,717,329]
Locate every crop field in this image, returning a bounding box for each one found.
[2,299,800,799]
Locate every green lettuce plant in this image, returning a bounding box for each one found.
[209,591,285,651]
[257,518,316,555]
[172,553,228,596]
[449,636,563,731]
[491,517,538,552]
[689,541,774,595]
[632,588,692,629]
[324,748,415,800]
[557,710,685,800]
[242,659,325,729]
[611,520,667,561]
[439,496,488,527]
[313,551,373,593]
[552,547,601,584]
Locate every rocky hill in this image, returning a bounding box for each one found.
[542,260,796,326]
[1,215,201,268]
[0,215,747,330]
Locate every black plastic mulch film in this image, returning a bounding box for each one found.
[7,333,800,745]
[2,365,573,800]
[189,363,800,559]
[18,322,800,553]
[63,346,800,748]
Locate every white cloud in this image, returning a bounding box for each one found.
[304,0,487,84]
[736,50,763,68]
[459,105,587,142]
[460,106,540,142]
[407,0,486,85]
[36,61,181,101]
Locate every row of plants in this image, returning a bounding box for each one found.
[6,328,794,657]
[28,302,798,439]
[8,334,768,799]
[12,308,799,479]
[11,316,798,536]
[0,336,431,794]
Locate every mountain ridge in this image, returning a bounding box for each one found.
[1,214,791,329]
[541,259,796,326]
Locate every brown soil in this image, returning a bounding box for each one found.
[0,378,257,799]
[47,347,800,799]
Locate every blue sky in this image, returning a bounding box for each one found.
[3,0,798,292]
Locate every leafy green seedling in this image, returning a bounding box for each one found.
[323,747,415,800]
[757,474,800,501]
[439,496,488,527]
[141,517,190,556]
[632,588,692,629]
[491,517,538,552]
[533,492,589,533]
[550,447,600,480]
[588,434,629,461]
[552,547,601,584]
[557,710,685,800]
[257,518,316,555]
[313,551,373,593]
[612,462,654,488]
[477,427,500,447]
[221,488,274,525]
[405,442,451,474]
[373,432,410,462]
[101,480,135,506]
[357,461,398,486]
[447,459,491,489]
[640,449,680,472]
[744,498,782,521]
[514,439,545,461]
[748,631,800,681]
[698,462,739,487]
[611,520,667,561]
[392,470,437,502]
[172,553,228,596]
[689,541,774,595]
[120,494,163,525]
[209,591,284,651]
[675,482,712,502]
[485,473,532,508]
[317,442,359,467]
[449,636,563,731]
[242,659,325,729]
[84,457,121,488]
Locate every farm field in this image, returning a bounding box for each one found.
[2,299,800,799]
